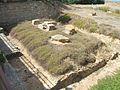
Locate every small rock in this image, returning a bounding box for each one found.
[92,12,97,16]
[111,52,119,60]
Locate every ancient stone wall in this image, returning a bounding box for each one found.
[0,1,60,25]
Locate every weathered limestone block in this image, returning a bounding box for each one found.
[38,21,56,31]
[32,19,41,26]
[50,34,70,43]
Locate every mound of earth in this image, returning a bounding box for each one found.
[10,21,104,75]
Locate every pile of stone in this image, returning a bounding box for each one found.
[63,25,77,35]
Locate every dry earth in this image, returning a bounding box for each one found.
[62,3,120,90]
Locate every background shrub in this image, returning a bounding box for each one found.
[98,6,110,12]
[57,14,71,24]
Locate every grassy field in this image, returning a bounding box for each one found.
[90,70,120,90]
[10,21,103,75]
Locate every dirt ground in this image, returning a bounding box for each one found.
[62,3,120,90]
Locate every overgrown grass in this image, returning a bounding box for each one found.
[98,6,110,12]
[72,17,97,33]
[90,70,120,90]
[10,21,103,75]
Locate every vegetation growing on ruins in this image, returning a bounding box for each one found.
[10,21,103,75]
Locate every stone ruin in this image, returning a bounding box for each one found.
[32,19,57,31]
[38,21,57,31]
[32,19,41,26]
[63,25,77,35]
[50,34,70,44]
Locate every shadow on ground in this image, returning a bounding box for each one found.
[7,56,46,90]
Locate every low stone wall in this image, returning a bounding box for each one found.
[0,1,60,25]
[51,59,107,90]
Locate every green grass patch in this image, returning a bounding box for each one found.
[90,70,120,90]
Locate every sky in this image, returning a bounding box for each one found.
[112,0,120,2]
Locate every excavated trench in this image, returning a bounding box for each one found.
[7,30,118,90]
[0,19,118,90]
[2,18,120,90]
[1,3,120,90]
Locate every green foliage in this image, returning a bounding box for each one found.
[0,51,6,64]
[60,0,79,4]
[90,70,120,90]
[60,0,105,4]
[90,24,98,33]
[58,14,71,24]
[10,21,102,75]
[98,6,110,12]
